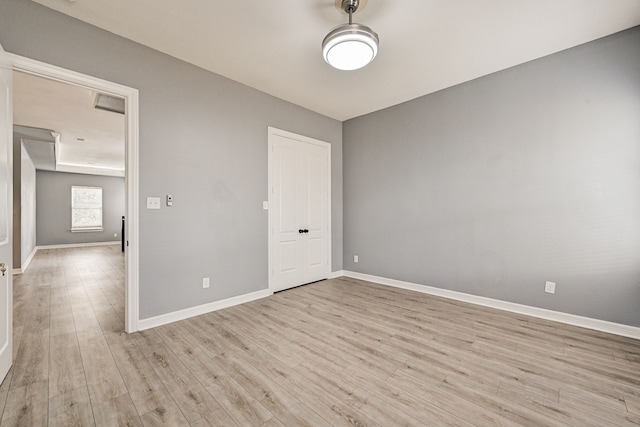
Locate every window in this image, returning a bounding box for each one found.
[71,186,103,231]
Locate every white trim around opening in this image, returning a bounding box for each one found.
[7,53,140,333]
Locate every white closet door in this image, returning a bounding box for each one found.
[269,128,330,293]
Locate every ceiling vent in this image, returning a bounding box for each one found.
[94,93,125,114]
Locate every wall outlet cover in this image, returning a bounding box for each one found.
[545,281,556,294]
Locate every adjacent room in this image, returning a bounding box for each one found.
[0,0,638,425]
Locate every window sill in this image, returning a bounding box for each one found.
[71,228,104,233]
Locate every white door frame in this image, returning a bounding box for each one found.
[0,42,14,383]
[267,126,331,292]
[7,54,140,333]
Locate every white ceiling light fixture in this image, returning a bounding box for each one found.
[322,0,379,71]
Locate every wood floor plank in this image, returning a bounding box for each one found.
[134,388,190,427]
[20,286,50,335]
[1,378,49,426]
[11,330,49,388]
[231,341,382,427]
[91,393,143,426]
[214,350,331,427]
[626,393,640,416]
[133,330,237,426]
[558,388,640,427]
[7,247,640,426]
[49,310,77,337]
[389,372,514,427]
[495,384,619,427]
[48,332,86,398]
[439,375,568,427]
[47,386,95,427]
[78,333,128,404]
[95,306,125,334]
[154,322,274,426]
[0,368,13,421]
[104,331,168,398]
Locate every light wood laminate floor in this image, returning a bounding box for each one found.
[1,246,639,426]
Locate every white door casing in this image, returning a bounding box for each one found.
[268,127,331,292]
[0,43,13,384]
[7,54,140,333]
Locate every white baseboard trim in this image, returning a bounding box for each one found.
[11,246,38,275]
[342,271,640,340]
[138,289,273,331]
[328,270,345,279]
[22,246,37,272]
[37,241,120,250]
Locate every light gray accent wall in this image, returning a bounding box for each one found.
[343,27,640,326]
[36,171,124,246]
[20,145,36,264]
[12,126,55,268]
[0,0,342,319]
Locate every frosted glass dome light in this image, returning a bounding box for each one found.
[322,23,379,71]
[322,0,379,71]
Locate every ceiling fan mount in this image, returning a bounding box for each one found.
[334,0,368,15]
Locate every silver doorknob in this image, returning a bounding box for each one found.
[0,263,5,277]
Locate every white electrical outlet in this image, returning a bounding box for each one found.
[203,277,210,289]
[114,233,118,238]
[545,281,556,294]
[354,255,359,263]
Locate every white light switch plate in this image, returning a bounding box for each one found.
[147,197,161,209]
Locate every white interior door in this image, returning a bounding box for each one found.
[268,127,331,292]
[0,43,13,384]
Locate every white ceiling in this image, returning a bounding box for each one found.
[31,0,640,121]
[13,71,125,176]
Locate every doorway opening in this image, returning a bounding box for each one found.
[8,54,139,332]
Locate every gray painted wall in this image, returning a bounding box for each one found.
[13,126,49,269]
[20,145,36,264]
[343,27,640,326]
[0,0,342,319]
[36,171,124,246]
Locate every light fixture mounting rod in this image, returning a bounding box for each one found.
[342,0,359,24]
[341,0,360,15]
